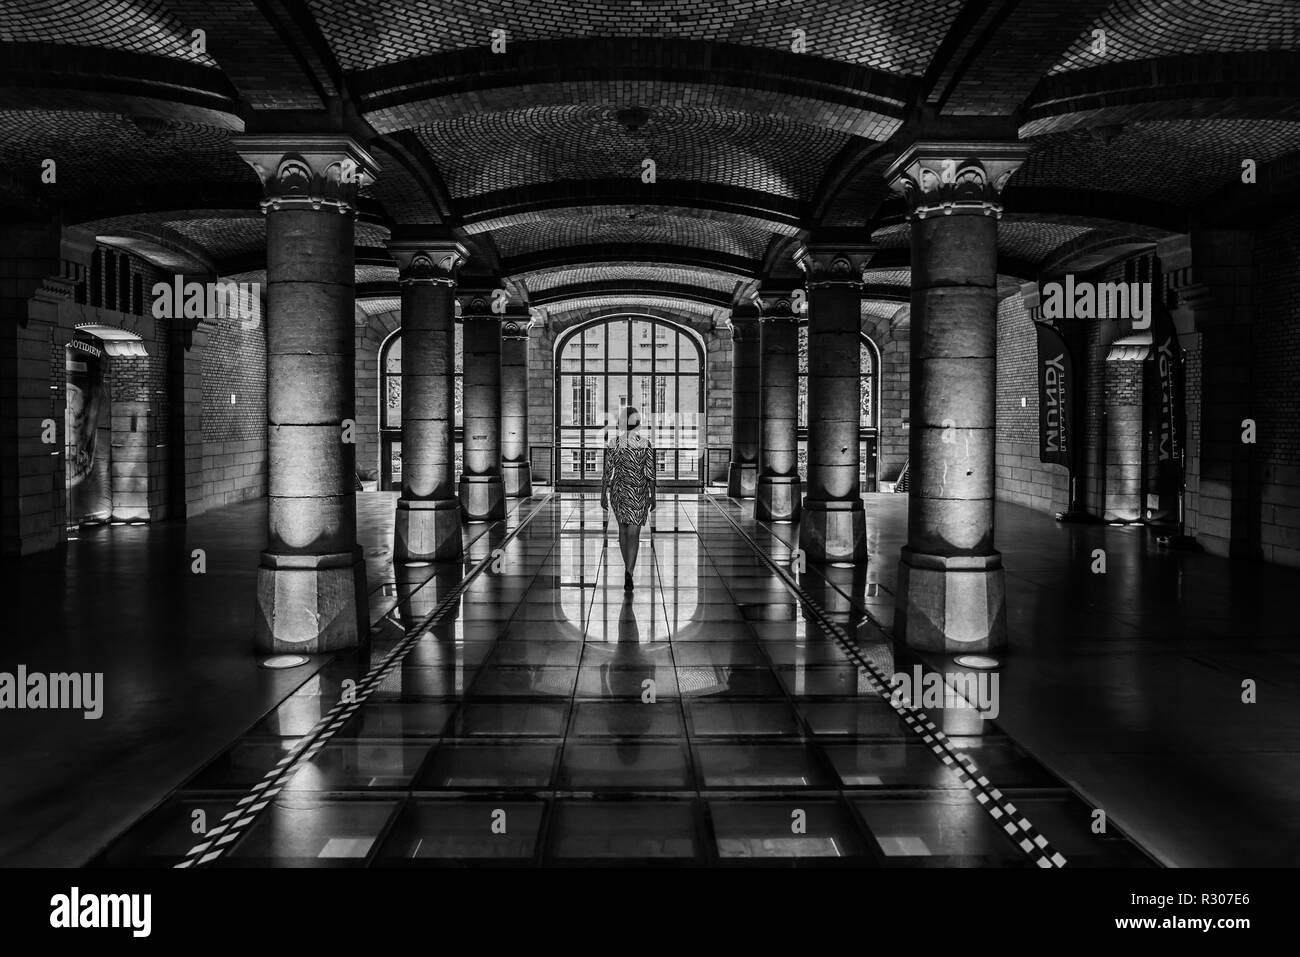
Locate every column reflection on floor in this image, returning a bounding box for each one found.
[93,494,1150,867]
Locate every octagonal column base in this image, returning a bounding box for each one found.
[798,498,867,565]
[727,462,758,498]
[459,474,506,522]
[895,548,1007,653]
[254,549,367,654]
[502,461,533,498]
[395,498,463,562]
[755,475,802,522]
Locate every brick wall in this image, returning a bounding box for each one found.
[706,323,731,484]
[1253,211,1300,567]
[1103,357,1145,521]
[995,294,1070,514]
[528,323,555,484]
[107,294,172,520]
[198,286,267,510]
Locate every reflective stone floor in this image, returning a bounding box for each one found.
[90,497,1149,867]
[4,492,1297,866]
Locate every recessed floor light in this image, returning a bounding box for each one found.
[953,655,1000,669]
[260,655,309,669]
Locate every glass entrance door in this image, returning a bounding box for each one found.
[556,316,704,488]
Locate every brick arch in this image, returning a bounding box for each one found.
[414,106,854,205]
[1047,2,1300,76]
[319,3,956,75]
[0,42,239,129]
[545,299,719,335]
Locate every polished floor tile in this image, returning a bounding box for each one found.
[79,494,1176,867]
[376,800,545,862]
[709,799,870,859]
[547,800,699,860]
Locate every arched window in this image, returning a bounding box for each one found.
[555,315,705,487]
[378,323,464,491]
[797,323,880,491]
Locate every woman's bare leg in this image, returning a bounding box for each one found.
[623,522,641,574]
[617,524,632,568]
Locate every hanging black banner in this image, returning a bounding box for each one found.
[1035,321,1073,469]
[1150,300,1184,486]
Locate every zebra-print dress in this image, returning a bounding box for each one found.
[603,435,656,526]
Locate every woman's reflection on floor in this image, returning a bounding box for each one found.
[601,591,654,764]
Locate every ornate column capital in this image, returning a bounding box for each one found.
[501,303,533,339]
[755,284,805,321]
[885,141,1030,220]
[728,299,762,339]
[231,134,379,215]
[795,242,875,288]
[386,238,469,286]
[458,281,517,320]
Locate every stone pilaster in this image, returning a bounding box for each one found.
[386,234,468,562]
[796,240,873,564]
[754,287,802,522]
[886,141,1028,652]
[233,134,377,653]
[726,301,761,498]
[1159,231,1258,560]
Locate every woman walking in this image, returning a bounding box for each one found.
[600,406,657,590]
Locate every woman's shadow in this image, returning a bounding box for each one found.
[599,591,657,765]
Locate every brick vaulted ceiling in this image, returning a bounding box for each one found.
[3,0,1300,315]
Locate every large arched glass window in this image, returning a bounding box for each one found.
[797,323,880,491]
[555,315,705,487]
[379,324,463,490]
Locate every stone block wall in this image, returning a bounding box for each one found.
[705,322,731,484]
[528,322,556,485]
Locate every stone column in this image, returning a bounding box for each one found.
[459,293,505,521]
[233,135,378,653]
[500,310,533,497]
[1160,231,1258,559]
[726,302,761,498]
[885,142,1028,653]
[386,235,467,562]
[0,222,77,557]
[797,241,872,564]
[754,290,801,522]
